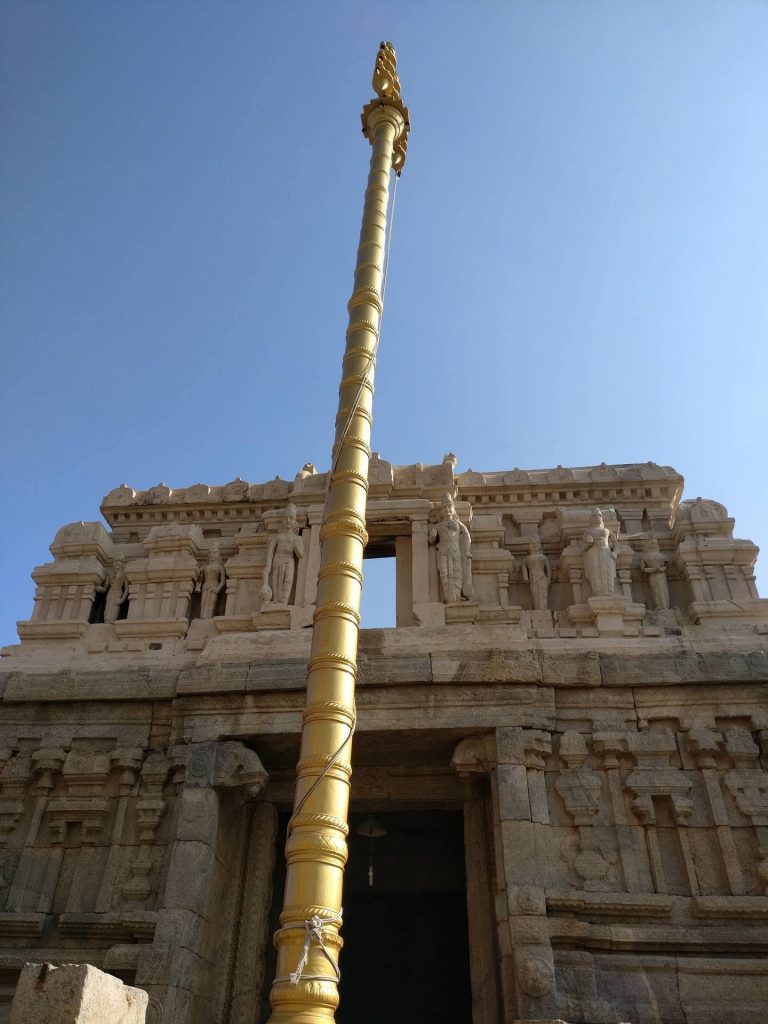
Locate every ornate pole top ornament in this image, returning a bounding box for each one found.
[362,40,410,174]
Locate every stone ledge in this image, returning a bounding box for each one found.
[0,913,46,937]
[16,621,89,640]
[1,668,179,703]
[58,911,157,941]
[690,896,768,920]
[114,618,189,639]
[546,892,674,918]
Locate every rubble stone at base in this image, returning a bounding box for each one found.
[10,963,147,1024]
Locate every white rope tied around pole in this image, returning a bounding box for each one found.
[286,911,343,986]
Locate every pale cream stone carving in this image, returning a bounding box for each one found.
[640,534,670,610]
[518,953,555,997]
[198,542,226,619]
[261,503,304,605]
[582,507,618,597]
[222,476,249,502]
[521,538,551,610]
[428,493,474,603]
[294,462,317,483]
[141,482,171,504]
[184,482,211,503]
[102,483,136,506]
[100,553,129,624]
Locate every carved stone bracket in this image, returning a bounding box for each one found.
[450,734,496,775]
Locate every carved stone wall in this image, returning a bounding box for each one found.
[2,459,768,1024]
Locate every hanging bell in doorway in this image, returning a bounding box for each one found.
[356,815,387,887]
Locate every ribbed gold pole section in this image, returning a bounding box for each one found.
[267,44,408,1024]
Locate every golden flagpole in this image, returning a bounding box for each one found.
[267,42,409,1024]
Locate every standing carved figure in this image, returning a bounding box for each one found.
[102,553,129,624]
[198,542,226,619]
[521,538,551,610]
[582,507,617,598]
[641,534,670,610]
[428,493,474,603]
[261,504,304,605]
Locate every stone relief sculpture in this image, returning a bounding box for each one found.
[521,538,551,610]
[198,543,226,619]
[641,534,670,610]
[141,482,172,505]
[222,476,249,502]
[428,493,473,603]
[261,504,304,605]
[582,507,618,597]
[293,462,316,483]
[100,554,129,624]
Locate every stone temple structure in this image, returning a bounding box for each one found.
[1,455,768,1024]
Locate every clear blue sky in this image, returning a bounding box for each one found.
[1,1,767,641]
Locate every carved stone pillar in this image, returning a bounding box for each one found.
[228,802,279,1024]
[685,727,745,896]
[95,748,144,912]
[453,729,559,1023]
[411,514,445,626]
[300,506,324,610]
[451,734,507,1024]
[6,747,67,912]
[136,741,268,1024]
[220,524,268,629]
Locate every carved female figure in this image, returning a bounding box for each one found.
[261,504,304,605]
[582,507,617,598]
[521,538,551,610]
[428,493,473,603]
[199,542,226,619]
[102,554,129,624]
[640,534,670,610]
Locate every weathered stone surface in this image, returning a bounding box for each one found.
[2,459,768,1024]
[10,963,147,1023]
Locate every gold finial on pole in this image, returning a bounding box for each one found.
[363,41,410,174]
[267,44,408,1024]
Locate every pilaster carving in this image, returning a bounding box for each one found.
[555,732,617,892]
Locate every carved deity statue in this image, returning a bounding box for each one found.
[428,493,473,603]
[521,538,551,610]
[101,554,129,624]
[261,504,304,605]
[582,507,617,598]
[641,534,670,610]
[198,542,226,619]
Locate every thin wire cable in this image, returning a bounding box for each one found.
[329,168,399,479]
[289,169,400,832]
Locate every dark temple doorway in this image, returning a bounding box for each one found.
[262,809,472,1023]
[337,810,472,1024]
